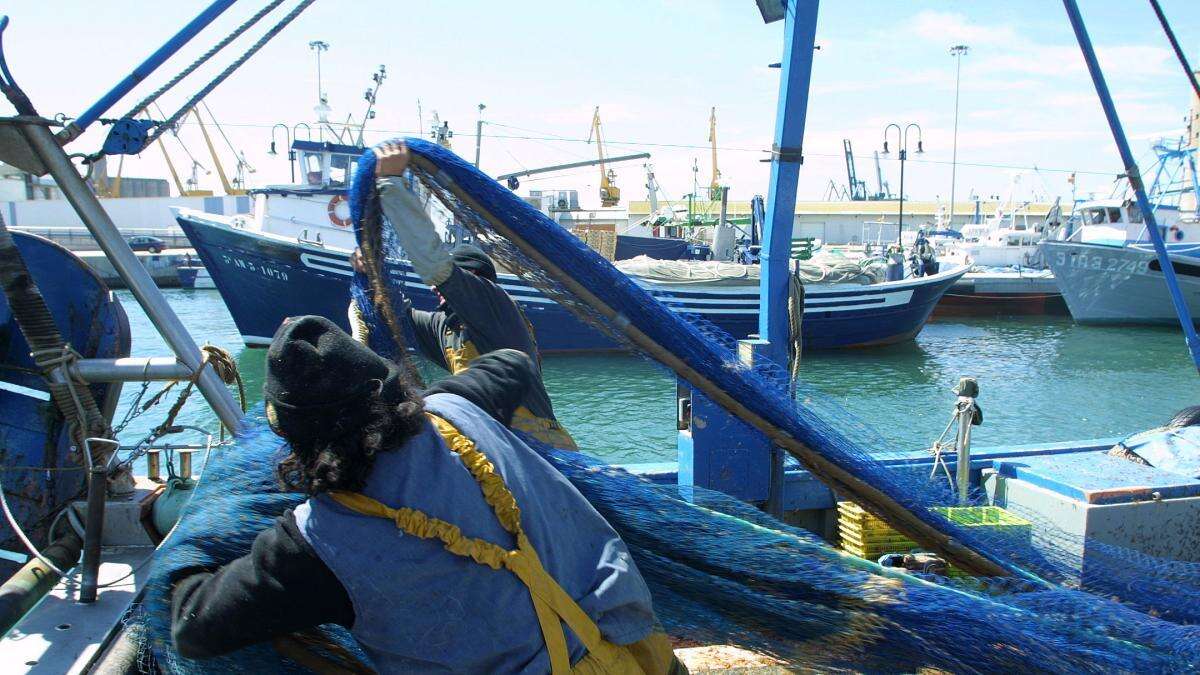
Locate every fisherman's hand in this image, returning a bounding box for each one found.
[351,247,365,273]
[374,142,410,177]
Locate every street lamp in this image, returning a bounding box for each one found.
[309,41,330,139]
[474,103,487,169]
[949,45,969,230]
[882,123,924,247]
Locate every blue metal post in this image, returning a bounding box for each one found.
[1063,0,1200,374]
[759,0,819,367]
[70,0,236,135]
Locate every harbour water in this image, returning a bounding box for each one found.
[116,289,1198,465]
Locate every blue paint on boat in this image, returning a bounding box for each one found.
[0,231,129,545]
[177,211,966,351]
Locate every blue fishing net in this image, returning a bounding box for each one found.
[137,139,1200,672]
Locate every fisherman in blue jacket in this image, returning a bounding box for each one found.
[171,315,682,674]
[352,141,577,450]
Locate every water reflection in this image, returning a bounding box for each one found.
[114,290,1199,466]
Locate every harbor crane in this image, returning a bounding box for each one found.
[496,152,651,191]
[709,107,722,199]
[842,139,867,200]
[587,107,621,206]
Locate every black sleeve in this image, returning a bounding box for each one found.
[403,296,449,369]
[423,348,534,426]
[171,510,354,659]
[435,266,530,348]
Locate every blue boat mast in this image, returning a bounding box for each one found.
[759,0,819,368]
[1062,0,1200,374]
[61,0,237,141]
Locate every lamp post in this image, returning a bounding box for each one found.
[474,103,487,168]
[309,40,330,139]
[949,45,969,230]
[882,123,924,247]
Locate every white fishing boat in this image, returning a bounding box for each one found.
[1043,199,1200,323]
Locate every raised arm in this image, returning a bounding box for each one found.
[424,348,535,426]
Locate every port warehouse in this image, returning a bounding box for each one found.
[2,193,249,250]
[451,197,1064,246]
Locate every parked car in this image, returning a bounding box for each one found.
[126,235,166,253]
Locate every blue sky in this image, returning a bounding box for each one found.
[5,1,1198,207]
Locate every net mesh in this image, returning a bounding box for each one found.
[137,139,1200,672]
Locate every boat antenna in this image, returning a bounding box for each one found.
[356,65,386,147]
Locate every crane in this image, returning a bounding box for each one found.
[587,107,620,207]
[430,111,453,148]
[872,150,892,200]
[496,152,650,190]
[842,139,867,201]
[193,104,250,195]
[709,107,722,200]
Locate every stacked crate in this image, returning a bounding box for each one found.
[837,502,1032,573]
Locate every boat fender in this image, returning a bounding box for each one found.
[151,474,196,539]
[1169,405,1200,428]
[326,195,351,228]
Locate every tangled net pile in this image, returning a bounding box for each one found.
[137,139,1200,673]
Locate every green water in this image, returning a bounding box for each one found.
[114,290,1198,465]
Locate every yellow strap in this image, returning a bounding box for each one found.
[329,413,609,674]
[511,406,579,450]
[443,339,481,375]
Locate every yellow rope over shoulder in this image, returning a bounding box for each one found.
[328,414,655,674]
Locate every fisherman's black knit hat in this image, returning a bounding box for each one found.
[450,243,497,282]
[264,315,406,443]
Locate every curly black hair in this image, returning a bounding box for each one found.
[275,394,426,495]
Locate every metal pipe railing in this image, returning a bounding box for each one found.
[73,357,194,382]
[21,122,246,432]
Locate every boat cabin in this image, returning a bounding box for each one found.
[293,140,365,188]
[1071,198,1194,246]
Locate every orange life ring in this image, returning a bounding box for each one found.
[327,195,351,228]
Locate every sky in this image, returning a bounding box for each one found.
[5,1,1198,209]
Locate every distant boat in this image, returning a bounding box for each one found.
[177,140,966,350]
[176,265,214,289]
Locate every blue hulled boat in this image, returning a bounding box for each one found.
[177,140,965,351]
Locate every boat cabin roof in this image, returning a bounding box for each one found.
[291,140,367,188]
[292,140,365,156]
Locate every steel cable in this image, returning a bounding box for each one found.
[142,0,318,150]
[121,0,287,120]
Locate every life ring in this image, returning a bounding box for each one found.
[327,195,351,228]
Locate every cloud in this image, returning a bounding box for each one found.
[909,10,1019,46]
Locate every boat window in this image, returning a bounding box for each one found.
[329,153,352,186]
[1128,205,1144,223]
[1087,208,1107,224]
[1106,207,1122,223]
[302,152,324,186]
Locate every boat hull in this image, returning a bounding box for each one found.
[1,232,129,549]
[934,271,1067,317]
[178,212,965,351]
[1042,240,1200,324]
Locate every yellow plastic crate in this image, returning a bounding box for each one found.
[930,506,1032,540]
[836,502,1030,572]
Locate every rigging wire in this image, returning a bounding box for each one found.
[121,0,288,120]
[140,0,318,150]
[166,117,1124,178]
